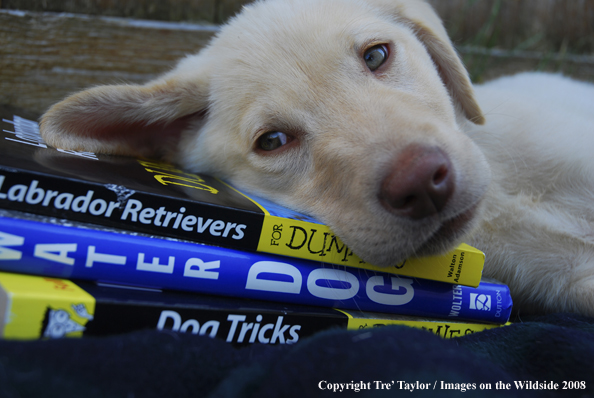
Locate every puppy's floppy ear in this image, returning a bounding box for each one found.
[373,0,485,124]
[40,54,212,158]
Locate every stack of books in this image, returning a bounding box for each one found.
[0,110,512,345]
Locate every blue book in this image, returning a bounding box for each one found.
[0,211,512,324]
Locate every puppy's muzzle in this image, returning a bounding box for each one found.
[379,145,454,219]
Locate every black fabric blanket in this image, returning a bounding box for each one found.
[0,313,593,398]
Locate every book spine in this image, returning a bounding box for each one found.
[257,214,484,286]
[0,214,512,323]
[0,170,263,252]
[343,314,506,338]
[0,272,504,342]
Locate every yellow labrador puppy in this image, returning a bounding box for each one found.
[40,0,594,316]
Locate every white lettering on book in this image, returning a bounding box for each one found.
[136,253,175,274]
[183,258,220,279]
[0,232,419,308]
[120,199,247,239]
[366,276,414,305]
[34,243,77,266]
[156,310,220,337]
[156,311,301,344]
[0,176,248,241]
[0,230,24,260]
[3,115,98,158]
[449,285,464,316]
[86,246,127,267]
[225,314,300,344]
[245,261,303,294]
[245,260,416,305]
[307,268,359,300]
[0,178,119,217]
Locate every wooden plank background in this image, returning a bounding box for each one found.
[430,0,593,54]
[1,0,248,24]
[3,0,592,52]
[1,0,593,115]
[0,11,216,113]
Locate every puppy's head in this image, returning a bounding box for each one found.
[40,0,491,267]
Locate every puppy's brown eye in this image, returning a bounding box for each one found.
[364,44,389,71]
[258,131,289,151]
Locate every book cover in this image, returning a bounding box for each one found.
[0,211,512,323]
[0,271,506,343]
[0,112,484,286]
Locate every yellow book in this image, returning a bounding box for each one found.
[0,272,95,339]
[338,309,507,338]
[257,211,485,287]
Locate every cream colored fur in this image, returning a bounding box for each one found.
[40,0,594,316]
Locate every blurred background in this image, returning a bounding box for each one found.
[1,0,593,115]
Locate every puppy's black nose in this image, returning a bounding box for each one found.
[380,145,454,219]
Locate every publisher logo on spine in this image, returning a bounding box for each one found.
[469,293,491,311]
